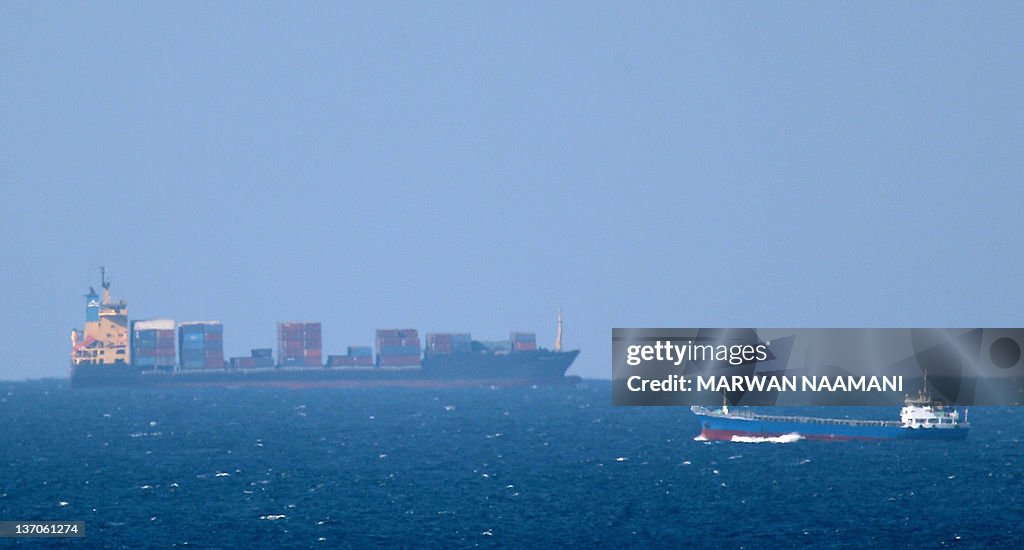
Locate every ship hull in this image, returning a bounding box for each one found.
[70,350,580,389]
[695,411,969,441]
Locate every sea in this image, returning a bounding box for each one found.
[1,379,1021,548]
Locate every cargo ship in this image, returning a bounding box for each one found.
[691,386,970,441]
[69,269,579,389]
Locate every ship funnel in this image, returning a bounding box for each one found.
[85,286,100,322]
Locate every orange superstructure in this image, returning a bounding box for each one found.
[70,267,130,367]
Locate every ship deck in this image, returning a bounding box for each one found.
[691,406,902,428]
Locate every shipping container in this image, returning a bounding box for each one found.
[180,321,222,333]
[181,349,205,361]
[328,355,373,367]
[229,357,261,369]
[278,322,322,363]
[282,340,305,351]
[481,340,512,352]
[347,346,373,357]
[380,345,420,356]
[510,332,536,343]
[133,319,175,331]
[513,341,538,351]
[379,355,421,366]
[426,332,473,354]
[378,337,404,348]
[428,342,453,354]
[134,347,158,357]
[134,331,157,343]
[376,328,418,339]
[427,333,452,345]
[251,348,273,358]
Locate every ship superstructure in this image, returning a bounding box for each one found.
[70,267,130,367]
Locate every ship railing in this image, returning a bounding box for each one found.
[697,407,902,427]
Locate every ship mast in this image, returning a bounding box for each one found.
[100,265,111,304]
[555,308,563,352]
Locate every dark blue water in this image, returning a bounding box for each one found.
[2,380,1021,548]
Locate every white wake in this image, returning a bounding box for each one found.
[730,433,803,444]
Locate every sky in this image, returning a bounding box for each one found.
[1,2,1021,381]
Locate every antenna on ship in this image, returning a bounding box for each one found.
[555,308,563,352]
[100,266,110,290]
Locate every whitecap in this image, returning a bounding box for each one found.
[260,514,286,521]
[216,472,230,477]
[693,434,709,442]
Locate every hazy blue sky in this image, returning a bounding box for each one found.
[2,2,1021,380]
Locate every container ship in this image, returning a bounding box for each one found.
[69,270,579,389]
[691,387,970,441]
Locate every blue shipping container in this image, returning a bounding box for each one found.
[380,346,420,356]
